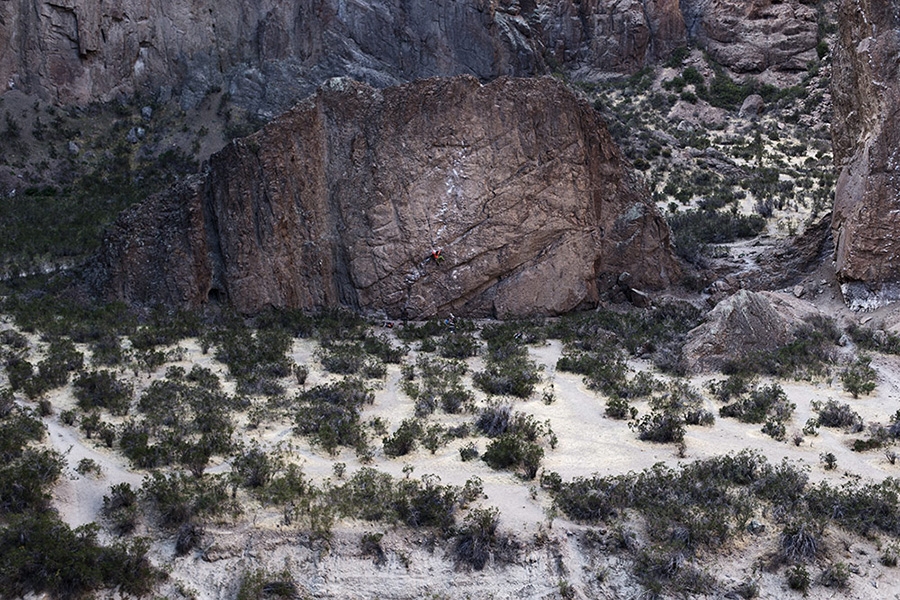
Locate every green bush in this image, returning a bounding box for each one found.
[236,568,300,600]
[73,370,133,415]
[841,355,877,398]
[453,507,518,570]
[814,399,863,431]
[632,410,685,444]
[294,379,373,455]
[720,383,794,424]
[141,471,235,529]
[0,515,158,599]
[382,418,423,458]
[473,354,541,398]
[482,433,544,479]
[101,482,139,536]
[786,564,811,592]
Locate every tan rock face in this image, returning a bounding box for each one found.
[91,76,679,318]
[831,0,900,310]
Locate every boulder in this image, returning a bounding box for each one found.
[739,94,765,118]
[683,290,821,372]
[90,76,679,319]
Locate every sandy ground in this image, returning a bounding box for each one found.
[6,303,900,599]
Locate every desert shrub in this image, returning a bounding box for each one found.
[382,418,423,458]
[551,302,702,376]
[232,444,277,489]
[75,458,102,477]
[259,463,309,507]
[846,323,900,354]
[361,333,407,363]
[89,332,126,366]
[126,373,235,471]
[819,561,850,588]
[333,468,460,532]
[403,355,469,416]
[814,399,863,431]
[236,569,300,600]
[73,370,133,415]
[820,452,837,470]
[556,348,628,397]
[634,548,715,597]
[317,342,366,374]
[841,355,877,398]
[651,380,713,426]
[632,410,685,444]
[309,307,369,343]
[667,209,765,264]
[806,478,900,537]
[0,514,158,599]
[174,521,204,556]
[294,379,373,455]
[439,330,479,359]
[9,337,84,398]
[780,520,821,562]
[101,482,139,536]
[881,544,899,567]
[482,433,544,479]
[459,442,479,462]
[421,423,448,454]
[141,471,235,529]
[453,507,518,570]
[205,322,291,395]
[475,404,512,437]
[473,354,541,398]
[605,397,636,420]
[708,373,754,403]
[0,447,65,515]
[0,404,63,515]
[720,383,793,424]
[786,564,811,592]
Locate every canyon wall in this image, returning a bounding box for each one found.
[831,0,900,310]
[91,76,679,318]
[1,1,822,115]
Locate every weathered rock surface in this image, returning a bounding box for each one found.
[90,76,679,318]
[0,0,824,114]
[831,0,900,311]
[683,290,821,372]
[686,0,819,77]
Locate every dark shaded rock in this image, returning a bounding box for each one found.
[0,0,825,115]
[831,0,900,311]
[90,76,679,319]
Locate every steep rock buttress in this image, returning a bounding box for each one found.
[90,76,679,318]
[831,0,900,309]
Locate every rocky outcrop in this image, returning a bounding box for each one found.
[686,0,819,76]
[0,0,825,114]
[830,0,900,311]
[536,0,686,76]
[683,290,821,372]
[90,76,679,318]
[0,0,541,114]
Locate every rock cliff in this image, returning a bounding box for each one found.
[1,0,823,114]
[91,75,679,318]
[831,0,900,310]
